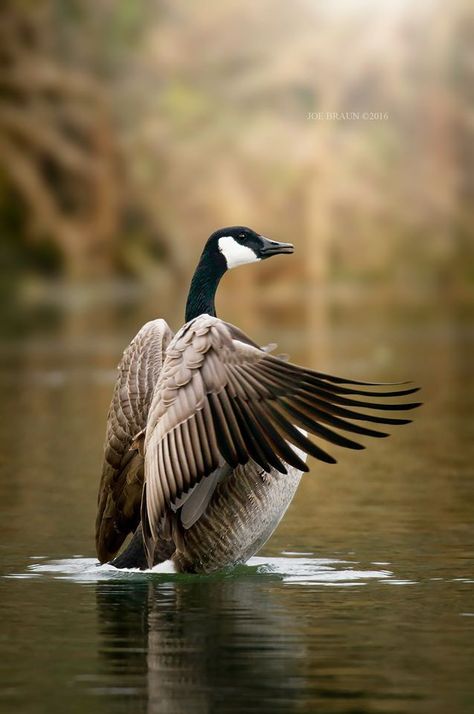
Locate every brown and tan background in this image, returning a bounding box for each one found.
[1,0,472,321]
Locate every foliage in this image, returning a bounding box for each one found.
[0,0,472,296]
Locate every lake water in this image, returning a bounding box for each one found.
[0,289,473,714]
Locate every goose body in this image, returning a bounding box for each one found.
[96,227,420,573]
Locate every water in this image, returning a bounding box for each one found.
[0,291,473,714]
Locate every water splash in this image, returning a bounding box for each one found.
[5,554,398,586]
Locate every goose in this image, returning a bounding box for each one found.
[95,226,420,573]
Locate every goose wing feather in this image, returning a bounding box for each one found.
[142,315,420,562]
[96,319,174,563]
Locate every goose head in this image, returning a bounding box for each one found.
[185,226,294,322]
[207,226,294,270]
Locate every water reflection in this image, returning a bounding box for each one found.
[96,575,305,714]
[1,295,473,714]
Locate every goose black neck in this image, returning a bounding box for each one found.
[185,252,227,322]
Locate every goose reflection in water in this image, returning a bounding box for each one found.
[95,573,306,714]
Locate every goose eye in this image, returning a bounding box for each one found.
[238,233,246,240]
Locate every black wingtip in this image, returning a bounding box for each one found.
[308,371,417,387]
[320,453,338,464]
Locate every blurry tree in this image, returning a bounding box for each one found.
[0,0,472,297]
[0,0,122,281]
[123,0,474,294]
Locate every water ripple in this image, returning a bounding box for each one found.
[5,554,399,586]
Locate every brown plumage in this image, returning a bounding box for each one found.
[95,226,420,572]
[95,319,173,563]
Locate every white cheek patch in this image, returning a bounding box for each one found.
[218,236,260,269]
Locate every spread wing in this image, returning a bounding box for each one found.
[96,319,174,563]
[142,315,420,561]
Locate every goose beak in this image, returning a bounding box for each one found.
[258,236,294,258]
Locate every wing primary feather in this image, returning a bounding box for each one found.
[230,398,274,472]
[271,399,367,450]
[282,395,390,437]
[232,365,266,400]
[234,364,272,398]
[309,373,413,387]
[295,385,422,411]
[234,396,296,473]
[262,401,339,463]
[208,393,240,467]
[299,375,420,398]
[217,388,248,461]
[291,394,413,425]
[260,360,419,398]
[249,401,309,472]
[252,364,295,397]
[266,355,414,386]
[224,367,248,400]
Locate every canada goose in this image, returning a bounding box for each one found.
[96,226,420,573]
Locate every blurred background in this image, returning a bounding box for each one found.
[1,3,474,713]
[0,0,473,326]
